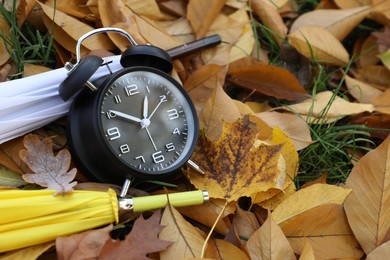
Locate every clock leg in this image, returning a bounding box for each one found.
[119,178,133,197]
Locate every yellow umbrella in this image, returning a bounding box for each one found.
[0,189,208,252]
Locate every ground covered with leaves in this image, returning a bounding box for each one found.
[0,0,390,259]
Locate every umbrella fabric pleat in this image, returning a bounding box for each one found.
[0,189,118,252]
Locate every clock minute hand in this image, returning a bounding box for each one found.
[147,100,163,120]
[109,110,142,123]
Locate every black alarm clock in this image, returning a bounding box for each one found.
[58,28,206,188]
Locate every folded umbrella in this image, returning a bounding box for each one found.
[0,189,208,252]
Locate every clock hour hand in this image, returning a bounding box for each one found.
[109,110,142,123]
[143,96,148,118]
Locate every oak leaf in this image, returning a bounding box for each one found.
[185,116,286,202]
[99,210,172,259]
[344,135,390,254]
[19,134,77,195]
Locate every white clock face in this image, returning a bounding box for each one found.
[99,68,197,175]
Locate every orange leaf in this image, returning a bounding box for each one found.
[227,65,309,101]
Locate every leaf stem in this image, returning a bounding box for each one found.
[200,200,229,258]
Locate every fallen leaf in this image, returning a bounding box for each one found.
[45,0,96,22]
[198,84,241,141]
[255,111,313,151]
[290,6,371,41]
[159,205,205,259]
[0,15,10,66]
[272,183,351,224]
[207,239,250,260]
[23,64,52,77]
[366,240,390,260]
[334,0,371,8]
[288,25,350,66]
[233,206,261,240]
[299,239,315,260]
[283,90,375,123]
[251,0,288,45]
[373,89,390,115]
[246,212,296,260]
[354,35,380,67]
[227,64,309,101]
[280,204,363,259]
[185,117,286,202]
[0,136,29,174]
[379,48,390,70]
[187,0,225,39]
[300,173,327,189]
[357,65,390,87]
[56,224,112,260]
[255,179,296,210]
[0,166,26,187]
[372,27,390,53]
[19,134,77,195]
[345,75,383,103]
[344,135,390,254]
[0,241,54,260]
[124,0,172,20]
[100,210,171,259]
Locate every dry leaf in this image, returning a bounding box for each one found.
[366,240,390,260]
[355,35,381,67]
[283,90,375,123]
[255,179,296,210]
[23,64,51,77]
[344,135,390,254]
[272,183,351,224]
[299,239,315,260]
[0,15,10,66]
[357,65,390,87]
[290,6,371,41]
[124,0,171,20]
[0,136,29,174]
[185,117,286,202]
[280,204,363,259]
[379,48,390,70]
[255,111,313,151]
[100,211,171,259]
[187,0,225,39]
[373,89,390,115]
[159,205,205,259]
[233,206,261,240]
[288,26,350,66]
[334,0,371,8]
[251,0,288,45]
[227,64,309,101]
[345,75,383,103]
[207,239,250,259]
[0,166,26,187]
[246,212,295,260]
[56,224,112,260]
[0,241,54,260]
[19,134,77,195]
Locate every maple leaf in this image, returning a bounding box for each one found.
[185,116,286,202]
[19,134,77,195]
[99,210,172,260]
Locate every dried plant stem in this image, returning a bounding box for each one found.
[200,200,229,258]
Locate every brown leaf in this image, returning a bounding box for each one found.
[56,224,113,260]
[227,65,309,101]
[187,0,225,39]
[344,135,390,254]
[185,117,287,202]
[0,15,10,66]
[19,134,77,195]
[373,88,390,115]
[299,239,315,260]
[207,239,250,260]
[366,240,390,260]
[233,206,261,240]
[100,210,171,259]
[0,136,29,174]
[373,27,390,53]
[246,212,295,260]
[345,75,383,104]
[159,205,205,259]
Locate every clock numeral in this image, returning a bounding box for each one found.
[152,151,165,164]
[107,127,121,140]
[114,95,122,104]
[135,155,145,163]
[172,128,181,135]
[106,111,116,119]
[159,95,167,102]
[165,143,175,152]
[119,144,130,154]
[167,109,179,120]
[125,84,139,96]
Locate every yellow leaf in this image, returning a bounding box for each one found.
[299,239,315,260]
[290,6,371,41]
[38,2,115,53]
[379,48,390,70]
[187,0,225,38]
[23,64,51,77]
[280,204,363,259]
[373,89,390,115]
[366,240,390,260]
[344,135,390,254]
[246,212,295,260]
[251,0,288,45]
[272,183,351,224]
[345,75,383,103]
[185,117,286,202]
[288,26,350,66]
[284,91,375,123]
[160,205,205,259]
[207,239,250,259]
[123,0,172,20]
[255,111,313,151]
[334,0,371,8]
[0,241,54,260]
[255,179,296,210]
[198,84,241,141]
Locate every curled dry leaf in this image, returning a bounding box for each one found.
[159,205,205,259]
[290,6,371,41]
[246,212,295,260]
[288,26,350,66]
[185,117,287,202]
[19,134,77,195]
[344,135,390,254]
[345,75,383,104]
[299,239,315,260]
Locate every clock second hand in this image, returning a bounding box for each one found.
[144,126,157,151]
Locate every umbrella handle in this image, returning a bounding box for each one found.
[118,190,209,212]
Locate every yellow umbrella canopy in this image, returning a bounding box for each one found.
[0,189,208,252]
[0,189,118,252]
